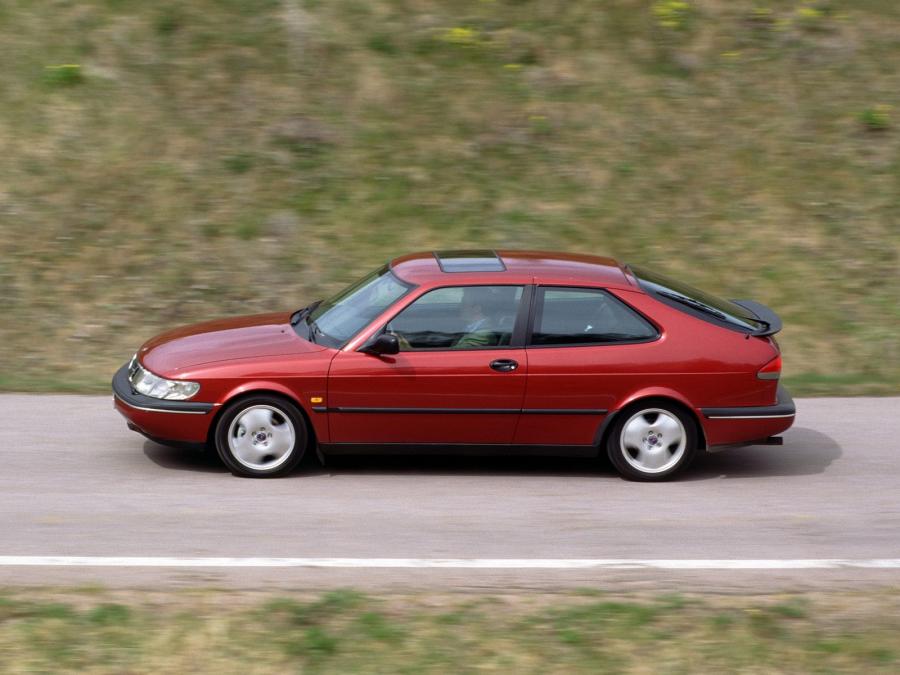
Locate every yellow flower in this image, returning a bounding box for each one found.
[774,18,792,31]
[797,6,822,20]
[652,0,692,30]
[441,27,479,46]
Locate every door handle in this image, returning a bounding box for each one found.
[490,359,518,372]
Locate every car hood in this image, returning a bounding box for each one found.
[138,312,324,375]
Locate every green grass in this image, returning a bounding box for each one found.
[0,0,898,395]
[0,588,898,672]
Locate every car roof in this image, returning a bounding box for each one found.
[389,250,637,290]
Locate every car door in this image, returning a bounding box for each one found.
[514,286,660,446]
[326,285,530,446]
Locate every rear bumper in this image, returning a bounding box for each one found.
[112,363,216,443]
[700,384,795,420]
[700,385,796,447]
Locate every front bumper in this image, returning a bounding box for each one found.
[112,363,217,443]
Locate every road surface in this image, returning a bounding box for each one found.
[0,393,897,591]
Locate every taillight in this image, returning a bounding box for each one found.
[757,354,781,380]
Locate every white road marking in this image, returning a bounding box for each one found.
[0,557,899,570]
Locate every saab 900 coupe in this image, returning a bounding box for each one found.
[113,250,795,480]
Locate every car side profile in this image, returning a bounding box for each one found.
[113,250,795,481]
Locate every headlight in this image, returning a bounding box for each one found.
[128,355,200,400]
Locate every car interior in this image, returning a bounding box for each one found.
[532,289,658,345]
[384,286,657,350]
[387,286,522,350]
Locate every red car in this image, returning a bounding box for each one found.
[113,250,795,481]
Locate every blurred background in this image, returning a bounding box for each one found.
[0,0,897,394]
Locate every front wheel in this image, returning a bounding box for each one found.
[606,404,697,481]
[214,395,307,477]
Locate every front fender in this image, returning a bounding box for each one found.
[218,381,329,443]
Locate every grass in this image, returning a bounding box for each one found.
[0,588,898,672]
[0,0,898,395]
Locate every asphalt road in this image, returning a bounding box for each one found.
[0,393,897,591]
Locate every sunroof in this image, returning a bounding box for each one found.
[434,250,506,273]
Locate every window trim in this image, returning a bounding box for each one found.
[525,285,661,349]
[338,268,418,349]
[364,283,531,352]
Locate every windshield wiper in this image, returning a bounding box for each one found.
[306,318,323,344]
[656,290,728,321]
[289,307,307,326]
[290,300,321,326]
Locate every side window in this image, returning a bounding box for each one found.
[530,287,658,346]
[387,286,524,350]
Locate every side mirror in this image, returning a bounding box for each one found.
[362,333,400,356]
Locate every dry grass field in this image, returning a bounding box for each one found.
[1,0,898,393]
[1,587,899,673]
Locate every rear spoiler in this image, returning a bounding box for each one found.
[731,299,783,337]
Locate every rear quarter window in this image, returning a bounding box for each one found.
[530,287,658,346]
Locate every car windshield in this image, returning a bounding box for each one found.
[630,265,764,332]
[302,265,412,348]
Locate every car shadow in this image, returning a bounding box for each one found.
[322,454,609,478]
[142,441,228,474]
[141,426,841,480]
[685,426,841,480]
[142,438,604,478]
[320,426,842,480]
[142,440,331,475]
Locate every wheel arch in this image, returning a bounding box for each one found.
[206,386,320,449]
[595,394,707,452]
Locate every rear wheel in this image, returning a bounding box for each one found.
[607,403,697,481]
[214,395,307,477]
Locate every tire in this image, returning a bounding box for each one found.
[214,395,308,478]
[606,402,697,481]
